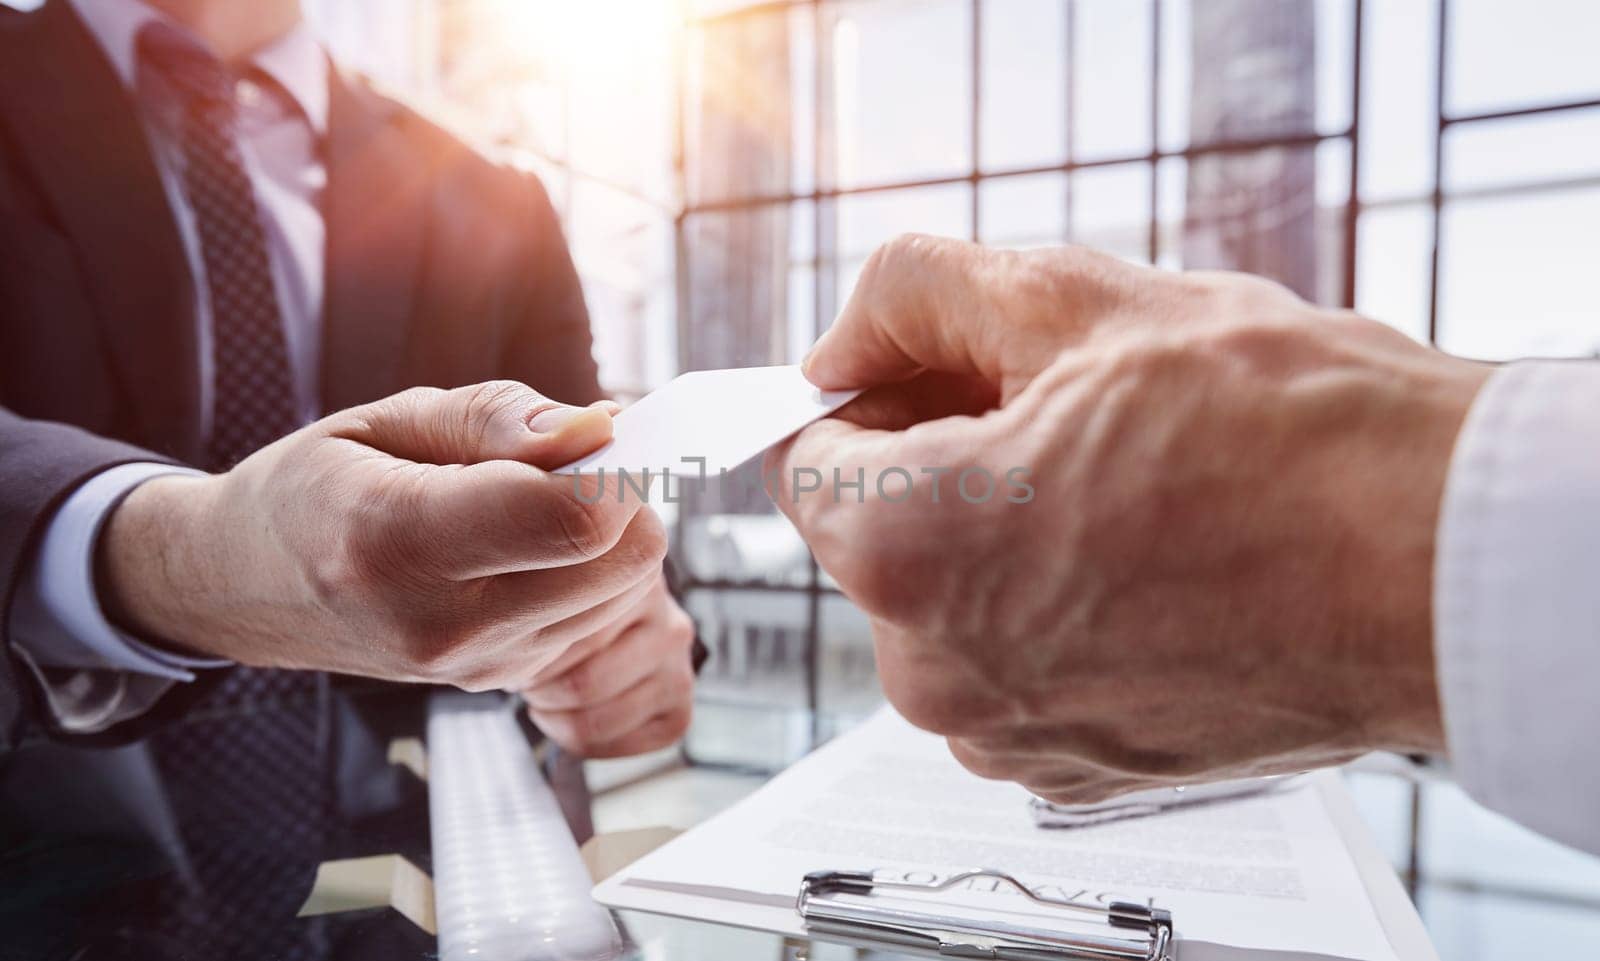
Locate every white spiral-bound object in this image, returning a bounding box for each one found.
[427,691,629,961]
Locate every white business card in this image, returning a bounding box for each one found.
[554,365,861,476]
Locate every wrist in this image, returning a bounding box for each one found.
[1356,349,1492,756]
[98,473,230,659]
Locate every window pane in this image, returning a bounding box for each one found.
[1069,162,1152,263]
[1355,203,1433,343]
[980,0,1067,171]
[685,6,810,206]
[567,180,675,394]
[1448,0,1600,116]
[1158,0,1192,151]
[979,173,1067,249]
[835,182,973,312]
[1358,0,1438,203]
[682,204,802,374]
[1073,0,1153,161]
[1313,136,1352,307]
[836,181,973,264]
[1445,108,1600,195]
[1161,0,1348,152]
[1437,186,1600,359]
[563,3,677,203]
[1156,156,1188,269]
[1314,0,1356,136]
[827,0,973,188]
[1182,142,1321,296]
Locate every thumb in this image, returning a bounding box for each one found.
[803,235,1125,398]
[802,234,1013,391]
[342,380,617,470]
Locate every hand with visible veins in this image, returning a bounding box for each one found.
[769,234,1490,803]
[103,382,678,713]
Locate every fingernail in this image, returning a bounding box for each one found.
[528,406,582,432]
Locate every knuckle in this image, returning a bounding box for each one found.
[659,705,692,743]
[862,232,937,285]
[385,385,448,419]
[946,738,1013,782]
[564,710,603,751]
[462,379,533,416]
[550,495,615,560]
[885,682,964,736]
[832,543,916,624]
[398,606,485,681]
[616,510,669,571]
[306,530,370,608]
[667,609,696,647]
[668,661,696,698]
[456,379,533,442]
[560,664,598,706]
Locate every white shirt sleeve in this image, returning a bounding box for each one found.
[1434,360,1600,855]
[7,462,230,734]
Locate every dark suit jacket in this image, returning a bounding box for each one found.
[0,0,605,752]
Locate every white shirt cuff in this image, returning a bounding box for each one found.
[1434,360,1600,855]
[8,462,229,732]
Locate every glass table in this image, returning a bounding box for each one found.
[4,685,1597,961]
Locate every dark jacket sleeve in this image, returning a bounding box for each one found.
[0,408,174,752]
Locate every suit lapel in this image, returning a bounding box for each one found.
[320,67,429,413]
[0,1,200,459]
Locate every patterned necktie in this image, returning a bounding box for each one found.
[137,23,301,471]
[132,29,330,959]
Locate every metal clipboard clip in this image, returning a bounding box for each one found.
[796,868,1175,961]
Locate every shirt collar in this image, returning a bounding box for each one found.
[68,0,329,135]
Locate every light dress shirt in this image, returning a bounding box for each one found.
[1434,359,1600,855]
[7,0,327,731]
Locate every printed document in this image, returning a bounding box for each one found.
[594,709,1435,961]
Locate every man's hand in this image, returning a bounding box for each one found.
[521,573,695,757]
[101,381,667,694]
[770,234,1491,804]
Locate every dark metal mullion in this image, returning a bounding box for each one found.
[970,0,983,241]
[671,0,711,774]
[680,127,1344,215]
[1409,0,1451,906]
[1064,0,1075,241]
[1426,0,1448,348]
[803,0,828,751]
[1146,0,1160,264]
[1342,0,1365,310]
[1445,95,1600,127]
[671,0,692,583]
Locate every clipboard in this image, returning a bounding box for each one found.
[593,707,1441,961]
[796,868,1174,961]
